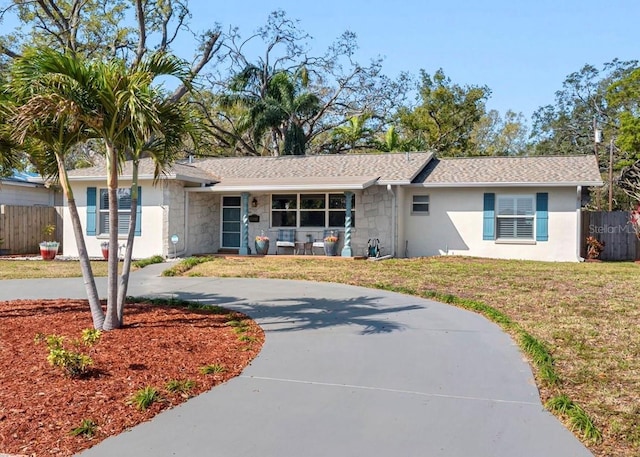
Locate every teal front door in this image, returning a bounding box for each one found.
[221,196,241,249]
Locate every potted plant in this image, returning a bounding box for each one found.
[255,232,270,255]
[39,224,59,260]
[323,231,339,256]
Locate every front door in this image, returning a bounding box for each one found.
[221,196,241,249]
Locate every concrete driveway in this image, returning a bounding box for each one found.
[0,263,592,457]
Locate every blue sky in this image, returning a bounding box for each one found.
[187,0,639,122]
[3,0,638,123]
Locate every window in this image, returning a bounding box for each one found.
[412,195,430,214]
[99,188,134,235]
[496,195,534,240]
[271,193,355,228]
[328,194,355,227]
[300,194,326,227]
[271,194,297,227]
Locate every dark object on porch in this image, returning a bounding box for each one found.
[367,238,381,258]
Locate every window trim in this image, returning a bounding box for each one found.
[495,194,535,241]
[411,194,430,215]
[271,193,355,228]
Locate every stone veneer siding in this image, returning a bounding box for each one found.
[163,181,186,257]
[354,186,393,257]
[188,192,219,254]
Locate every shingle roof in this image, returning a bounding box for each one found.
[414,155,603,186]
[66,152,432,186]
[194,152,433,185]
[67,158,219,184]
[66,153,602,188]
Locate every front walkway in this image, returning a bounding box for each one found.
[0,264,592,457]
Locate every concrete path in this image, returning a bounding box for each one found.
[0,263,592,457]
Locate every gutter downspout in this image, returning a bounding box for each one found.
[387,184,396,257]
[576,185,584,262]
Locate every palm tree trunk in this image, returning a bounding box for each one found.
[103,142,120,330]
[116,161,139,323]
[56,154,105,329]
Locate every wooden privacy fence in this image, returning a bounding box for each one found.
[0,205,62,255]
[581,211,640,261]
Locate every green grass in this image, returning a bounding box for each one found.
[547,395,602,443]
[161,256,213,277]
[132,255,164,269]
[0,260,111,279]
[129,296,227,314]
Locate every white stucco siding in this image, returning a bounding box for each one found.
[63,180,165,259]
[403,187,581,262]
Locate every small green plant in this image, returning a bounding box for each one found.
[127,296,228,314]
[227,319,249,335]
[70,419,97,438]
[199,363,226,375]
[81,328,102,346]
[519,331,560,386]
[166,379,196,394]
[42,224,56,241]
[546,395,602,443]
[238,335,257,343]
[129,386,162,410]
[36,333,94,378]
[133,255,164,269]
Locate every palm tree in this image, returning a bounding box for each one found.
[5,51,105,328]
[116,97,194,323]
[7,48,193,330]
[80,51,192,330]
[224,68,320,155]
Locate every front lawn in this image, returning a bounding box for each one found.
[0,260,111,279]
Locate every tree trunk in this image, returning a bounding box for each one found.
[116,162,139,323]
[56,155,105,329]
[103,142,120,330]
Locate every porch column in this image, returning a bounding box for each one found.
[239,192,250,255]
[341,191,353,257]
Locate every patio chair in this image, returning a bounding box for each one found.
[275,229,296,255]
[312,229,339,255]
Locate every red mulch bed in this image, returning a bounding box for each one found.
[0,299,264,456]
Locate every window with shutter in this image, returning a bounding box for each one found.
[496,195,535,240]
[97,188,141,236]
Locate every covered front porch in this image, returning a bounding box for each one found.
[185,185,362,257]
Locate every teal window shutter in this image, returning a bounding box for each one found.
[135,186,142,236]
[536,193,548,241]
[86,187,96,236]
[483,193,495,240]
